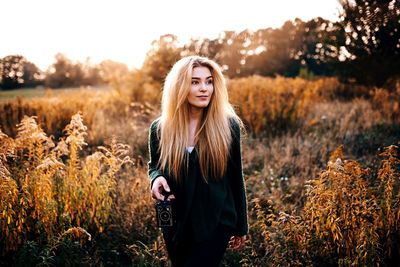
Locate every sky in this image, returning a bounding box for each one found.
[1,0,342,71]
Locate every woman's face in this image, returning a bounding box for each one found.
[187,66,214,111]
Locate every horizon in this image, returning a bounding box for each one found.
[1,0,342,71]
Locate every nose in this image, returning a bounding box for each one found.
[199,82,208,91]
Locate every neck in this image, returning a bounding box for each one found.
[188,107,204,146]
[189,106,203,121]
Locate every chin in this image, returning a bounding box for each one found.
[199,103,210,108]
[189,101,211,109]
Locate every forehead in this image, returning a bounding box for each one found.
[192,66,212,78]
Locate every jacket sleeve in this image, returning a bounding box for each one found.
[229,118,249,236]
[148,119,165,188]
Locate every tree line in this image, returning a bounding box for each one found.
[0,53,129,90]
[141,0,399,88]
[1,0,399,90]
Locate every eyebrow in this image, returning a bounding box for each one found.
[191,76,213,80]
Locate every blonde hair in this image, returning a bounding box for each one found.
[158,55,241,182]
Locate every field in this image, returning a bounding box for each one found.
[0,87,48,102]
[1,77,400,266]
[0,86,111,102]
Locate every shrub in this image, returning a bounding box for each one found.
[0,113,132,254]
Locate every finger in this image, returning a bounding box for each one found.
[167,194,175,201]
[229,237,245,250]
[151,189,158,199]
[228,239,239,249]
[235,240,243,249]
[236,240,245,249]
[160,180,170,192]
[230,243,240,250]
[153,187,165,200]
[154,191,164,201]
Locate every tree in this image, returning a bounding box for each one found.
[244,21,303,77]
[296,17,345,77]
[45,53,84,88]
[142,34,182,85]
[216,30,253,77]
[98,60,129,84]
[80,58,103,86]
[23,61,44,88]
[98,60,129,94]
[0,58,3,86]
[0,55,26,90]
[182,37,223,61]
[338,0,400,86]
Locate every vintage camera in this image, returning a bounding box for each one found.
[155,194,174,228]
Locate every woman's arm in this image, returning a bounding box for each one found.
[148,120,164,186]
[229,118,249,237]
[148,120,174,201]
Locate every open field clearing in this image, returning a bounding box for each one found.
[0,86,111,102]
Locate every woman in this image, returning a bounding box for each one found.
[148,55,248,267]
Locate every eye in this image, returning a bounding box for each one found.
[191,80,199,85]
[206,79,213,85]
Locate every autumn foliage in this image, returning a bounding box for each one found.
[0,76,399,265]
[0,113,131,254]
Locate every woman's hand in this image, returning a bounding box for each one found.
[228,235,247,250]
[151,176,175,201]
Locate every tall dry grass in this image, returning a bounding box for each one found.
[248,145,399,266]
[0,113,132,254]
[0,86,158,157]
[0,76,399,265]
[228,76,399,137]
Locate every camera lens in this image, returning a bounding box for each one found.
[160,211,171,221]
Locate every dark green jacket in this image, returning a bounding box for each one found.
[148,118,248,243]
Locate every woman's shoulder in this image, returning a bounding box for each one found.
[228,116,245,142]
[150,117,161,130]
[228,116,243,133]
[149,117,162,138]
[228,116,239,127]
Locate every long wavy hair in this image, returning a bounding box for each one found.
[157,55,241,182]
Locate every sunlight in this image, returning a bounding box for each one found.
[1,0,342,70]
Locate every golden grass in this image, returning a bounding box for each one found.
[249,145,399,266]
[0,113,132,253]
[0,76,399,265]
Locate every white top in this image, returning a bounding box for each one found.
[186,146,194,153]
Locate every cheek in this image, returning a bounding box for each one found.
[189,87,197,98]
[188,91,197,103]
